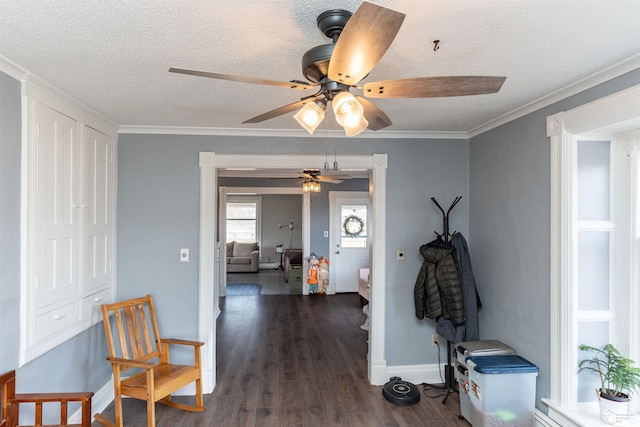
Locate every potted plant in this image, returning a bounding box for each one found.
[578,343,640,423]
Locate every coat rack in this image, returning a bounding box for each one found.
[431,196,461,243]
[430,196,461,404]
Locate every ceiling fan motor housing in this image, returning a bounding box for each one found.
[302,9,352,83]
[302,44,334,83]
[316,9,352,39]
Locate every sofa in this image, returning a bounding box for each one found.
[226,241,259,273]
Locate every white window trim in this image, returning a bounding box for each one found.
[544,85,640,425]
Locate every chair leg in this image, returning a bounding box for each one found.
[146,370,156,427]
[113,393,124,427]
[196,378,204,408]
[147,399,156,427]
[94,413,115,427]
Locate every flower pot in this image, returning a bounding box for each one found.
[597,389,630,425]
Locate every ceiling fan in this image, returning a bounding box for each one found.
[300,169,350,184]
[298,169,350,192]
[169,1,506,136]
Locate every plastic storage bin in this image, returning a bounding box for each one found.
[455,340,515,424]
[467,355,539,427]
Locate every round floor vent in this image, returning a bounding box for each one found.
[382,377,420,406]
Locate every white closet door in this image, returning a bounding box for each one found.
[35,104,80,310]
[82,126,113,294]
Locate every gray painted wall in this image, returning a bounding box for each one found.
[0,70,21,371]
[225,192,303,263]
[115,134,469,368]
[218,176,369,258]
[469,69,640,411]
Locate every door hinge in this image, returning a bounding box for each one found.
[36,124,40,137]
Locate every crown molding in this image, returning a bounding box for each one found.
[468,54,640,138]
[0,54,27,80]
[117,125,468,140]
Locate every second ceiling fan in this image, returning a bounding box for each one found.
[170,1,506,136]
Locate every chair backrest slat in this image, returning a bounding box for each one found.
[123,305,144,359]
[113,308,130,359]
[101,295,163,365]
[137,303,155,354]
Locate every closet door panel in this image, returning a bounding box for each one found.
[83,126,113,294]
[35,104,80,310]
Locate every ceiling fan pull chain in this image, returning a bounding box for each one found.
[333,117,339,170]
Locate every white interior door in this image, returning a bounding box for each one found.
[330,192,370,293]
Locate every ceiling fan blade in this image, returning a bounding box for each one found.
[328,2,405,86]
[318,177,344,184]
[242,99,310,124]
[363,76,506,98]
[169,67,316,90]
[356,96,392,131]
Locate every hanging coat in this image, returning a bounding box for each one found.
[451,232,481,341]
[435,232,482,343]
[414,238,465,325]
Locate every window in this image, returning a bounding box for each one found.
[226,197,261,244]
[341,204,368,248]
[545,86,640,425]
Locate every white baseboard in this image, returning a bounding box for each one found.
[370,361,447,387]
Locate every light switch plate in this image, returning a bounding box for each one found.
[180,248,189,262]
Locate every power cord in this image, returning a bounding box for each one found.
[421,341,450,399]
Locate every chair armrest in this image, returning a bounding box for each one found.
[13,392,93,403]
[250,250,259,269]
[107,356,155,369]
[160,338,204,347]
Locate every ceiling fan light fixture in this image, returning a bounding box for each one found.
[343,115,369,137]
[302,178,321,193]
[293,100,326,134]
[332,91,364,128]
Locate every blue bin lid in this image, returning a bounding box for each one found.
[467,355,539,374]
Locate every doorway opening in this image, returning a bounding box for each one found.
[198,153,389,392]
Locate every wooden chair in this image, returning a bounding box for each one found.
[94,294,204,427]
[0,370,93,427]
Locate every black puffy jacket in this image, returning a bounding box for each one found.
[414,238,465,325]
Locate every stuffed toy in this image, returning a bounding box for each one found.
[307,253,319,294]
[318,256,329,295]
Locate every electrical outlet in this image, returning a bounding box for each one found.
[432,334,439,347]
[396,249,405,261]
[180,248,189,262]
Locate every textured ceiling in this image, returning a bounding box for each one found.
[1,0,639,136]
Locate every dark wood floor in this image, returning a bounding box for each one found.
[93,294,469,426]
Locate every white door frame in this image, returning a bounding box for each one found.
[329,191,370,295]
[198,153,388,392]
